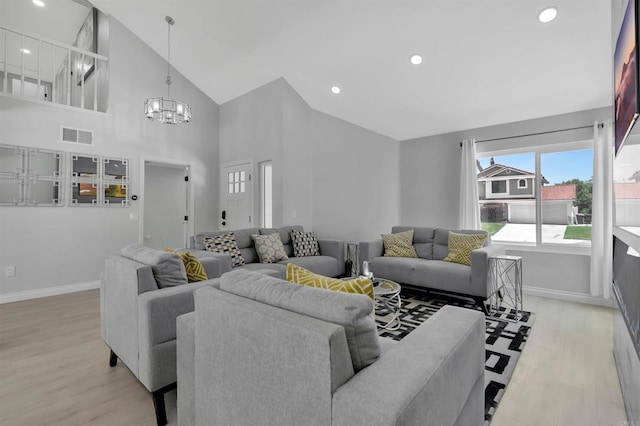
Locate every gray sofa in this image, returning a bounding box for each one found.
[100,244,225,426]
[189,225,345,278]
[360,226,504,312]
[177,270,485,426]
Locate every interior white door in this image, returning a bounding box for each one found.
[144,162,189,249]
[220,162,252,230]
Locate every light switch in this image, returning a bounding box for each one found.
[129,212,139,221]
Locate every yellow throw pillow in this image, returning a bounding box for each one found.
[443,232,487,266]
[381,230,418,258]
[286,263,374,301]
[163,248,208,282]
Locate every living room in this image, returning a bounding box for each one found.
[1,0,639,425]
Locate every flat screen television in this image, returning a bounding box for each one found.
[614,0,640,156]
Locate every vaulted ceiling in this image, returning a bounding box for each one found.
[7,0,615,141]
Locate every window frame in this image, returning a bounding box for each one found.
[517,178,528,189]
[478,139,594,251]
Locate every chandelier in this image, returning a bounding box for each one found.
[144,16,192,124]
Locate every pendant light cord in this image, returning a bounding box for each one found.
[166,18,172,99]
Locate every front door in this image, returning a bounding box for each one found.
[220,162,252,230]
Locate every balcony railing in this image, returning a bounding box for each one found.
[0,25,108,112]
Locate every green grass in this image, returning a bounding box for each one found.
[564,226,592,240]
[481,222,506,236]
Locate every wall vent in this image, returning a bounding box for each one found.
[61,126,93,145]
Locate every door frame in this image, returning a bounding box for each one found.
[220,159,254,229]
[140,156,194,247]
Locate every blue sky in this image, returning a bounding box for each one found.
[478,149,594,185]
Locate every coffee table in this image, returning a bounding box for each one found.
[373,278,402,330]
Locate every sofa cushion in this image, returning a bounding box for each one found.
[370,256,417,285]
[392,226,435,259]
[286,263,374,300]
[252,233,289,263]
[194,228,260,250]
[280,255,340,278]
[382,229,418,258]
[220,269,380,372]
[121,244,188,288]
[290,229,321,257]
[444,232,487,266]
[235,262,286,278]
[412,260,475,296]
[203,233,246,267]
[260,226,302,257]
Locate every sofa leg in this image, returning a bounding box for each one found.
[109,349,117,367]
[152,383,176,426]
[475,298,490,316]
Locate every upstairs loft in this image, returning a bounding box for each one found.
[0,6,108,114]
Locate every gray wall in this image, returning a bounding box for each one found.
[0,16,219,298]
[219,78,399,241]
[310,110,400,243]
[399,107,611,295]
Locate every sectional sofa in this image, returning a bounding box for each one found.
[189,225,345,278]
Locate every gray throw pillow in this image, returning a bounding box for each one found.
[220,269,381,372]
[251,233,289,263]
[120,244,187,288]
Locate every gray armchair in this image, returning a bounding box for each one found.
[100,244,224,426]
[177,270,485,426]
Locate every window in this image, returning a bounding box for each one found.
[478,144,593,247]
[228,170,247,194]
[260,161,272,228]
[492,180,507,194]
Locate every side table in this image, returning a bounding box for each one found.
[487,255,523,321]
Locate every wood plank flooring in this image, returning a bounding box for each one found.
[0,290,629,425]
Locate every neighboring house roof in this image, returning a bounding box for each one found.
[630,170,640,182]
[541,184,577,201]
[614,182,640,199]
[477,163,549,184]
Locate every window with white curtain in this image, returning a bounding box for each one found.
[477,141,593,247]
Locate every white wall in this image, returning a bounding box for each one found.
[0,16,219,300]
[311,110,400,242]
[399,107,611,296]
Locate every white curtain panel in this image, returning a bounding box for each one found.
[459,139,481,230]
[590,121,613,299]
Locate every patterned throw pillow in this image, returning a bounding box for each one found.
[382,230,418,258]
[443,232,487,266]
[289,229,320,257]
[286,263,374,300]
[163,248,208,282]
[203,233,246,267]
[252,233,289,263]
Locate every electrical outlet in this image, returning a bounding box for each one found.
[5,266,15,277]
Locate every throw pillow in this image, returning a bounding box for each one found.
[252,233,289,263]
[203,233,246,267]
[286,263,374,301]
[289,229,320,257]
[221,269,380,372]
[382,229,418,258]
[443,232,487,266]
[121,244,187,288]
[163,248,209,282]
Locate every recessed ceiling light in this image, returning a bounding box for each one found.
[20,48,31,54]
[409,54,423,65]
[331,86,341,94]
[538,7,558,23]
[32,0,45,7]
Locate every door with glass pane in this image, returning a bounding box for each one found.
[220,162,252,230]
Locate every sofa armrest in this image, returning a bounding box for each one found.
[318,239,346,275]
[184,249,233,275]
[471,244,506,298]
[358,240,384,270]
[137,279,220,391]
[332,306,485,426]
[177,312,196,426]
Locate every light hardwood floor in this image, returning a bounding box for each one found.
[0,290,629,425]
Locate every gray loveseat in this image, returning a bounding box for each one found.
[360,226,504,312]
[189,225,345,278]
[177,270,485,425]
[100,244,226,426]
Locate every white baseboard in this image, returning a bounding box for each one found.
[523,285,614,308]
[0,280,100,304]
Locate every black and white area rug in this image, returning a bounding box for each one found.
[375,290,536,425]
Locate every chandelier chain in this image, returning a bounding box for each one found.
[166,18,172,98]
